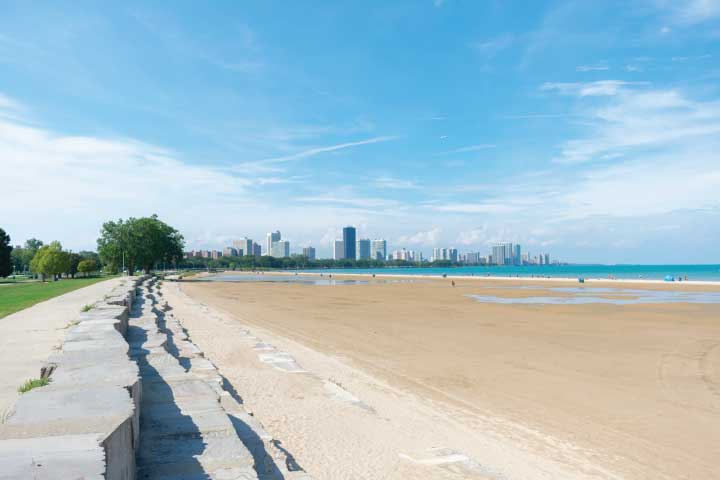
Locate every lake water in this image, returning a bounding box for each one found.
[298,264,720,282]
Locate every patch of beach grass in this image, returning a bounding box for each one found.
[81,303,94,312]
[18,377,50,394]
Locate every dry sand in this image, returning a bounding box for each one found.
[168,274,720,479]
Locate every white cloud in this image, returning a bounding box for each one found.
[396,228,442,246]
[576,65,609,72]
[653,0,720,23]
[471,34,515,60]
[259,136,397,164]
[372,176,417,189]
[547,84,720,164]
[437,144,496,155]
[541,80,646,97]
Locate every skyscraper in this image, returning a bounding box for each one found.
[370,239,387,260]
[233,237,253,257]
[333,240,345,260]
[492,244,506,265]
[514,244,522,265]
[252,242,262,257]
[271,240,290,258]
[266,231,281,255]
[343,226,356,260]
[302,246,316,260]
[356,238,371,260]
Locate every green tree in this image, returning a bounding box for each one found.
[30,242,71,281]
[77,258,99,276]
[67,252,82,278]
[18,238,43,274]
[0,228,12,278]
[97,215,184,274]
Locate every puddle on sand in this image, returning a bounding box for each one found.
[468,287,720,305]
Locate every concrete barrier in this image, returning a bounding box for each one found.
[0,275,148,480]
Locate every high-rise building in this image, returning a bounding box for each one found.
[342,226,356,260]
[333,240,345,260]
[252,242,262,257]
[448,248,458,263]
[492,244,505,265]
[266,231,281,255]
[514,244,522,265]
[223,247,238,257]
[370,239,387,260]
[356,238,371,260]
[211,250,222,259]
[544,253,550,265]
[271,240,290,258]
[302,246,316,260]
[233,237,253,257]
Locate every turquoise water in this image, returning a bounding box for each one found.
[297,265,720,282]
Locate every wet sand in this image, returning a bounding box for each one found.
[179,274,720,479]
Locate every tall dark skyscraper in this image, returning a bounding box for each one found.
[343,226,356,260]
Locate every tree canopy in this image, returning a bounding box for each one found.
[0,228,12,278]
[77,258,99,276]
[97,215,184,274]
[30,241,72,281]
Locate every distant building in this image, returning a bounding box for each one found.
[252,242,262,257]
[271,240,290,258]
[463,252,480,264]
[233,237,253,257]
[514,244,522,265]
[356,238,371,260]
[370,239,387,260]
[302,246,316,261]
[333,240,345,260]
[223,247,238,257]
[448,248,458,263]
[492,244,507,265]
[211,250,222,260]
[266,231,281,256]
[343,226,356,260]
[544,253,550,265]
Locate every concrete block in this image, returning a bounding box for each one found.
[0,386,136,480]
[0,434,105,480]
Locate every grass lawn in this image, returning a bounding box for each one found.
[0,276,115,319]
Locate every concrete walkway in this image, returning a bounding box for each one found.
[0,277,121,418]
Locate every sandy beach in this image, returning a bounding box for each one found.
[168,273,720,479]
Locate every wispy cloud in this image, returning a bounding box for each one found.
[259,136,397,164]
[545,82,720,164]
[576,64,609,72]
[437,144,496,155]
[653,0,720,24]
[541,80,647,97]
[372,176,417,189]
[471,34,516,60]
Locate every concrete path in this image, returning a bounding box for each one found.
[130,278,261,479]
[0,277,121,418]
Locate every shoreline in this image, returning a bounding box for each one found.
[203,269,720,287]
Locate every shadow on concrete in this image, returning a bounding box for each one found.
[148,290,305,479]
[129,291,208,478]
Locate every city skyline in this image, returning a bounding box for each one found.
[1,2,719,264]
[184,225,557,265]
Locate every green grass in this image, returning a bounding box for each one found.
[0,276,115,319]
[18,377,50,394]
[81,303,94,312]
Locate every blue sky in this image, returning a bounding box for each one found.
[1,0,719,263]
